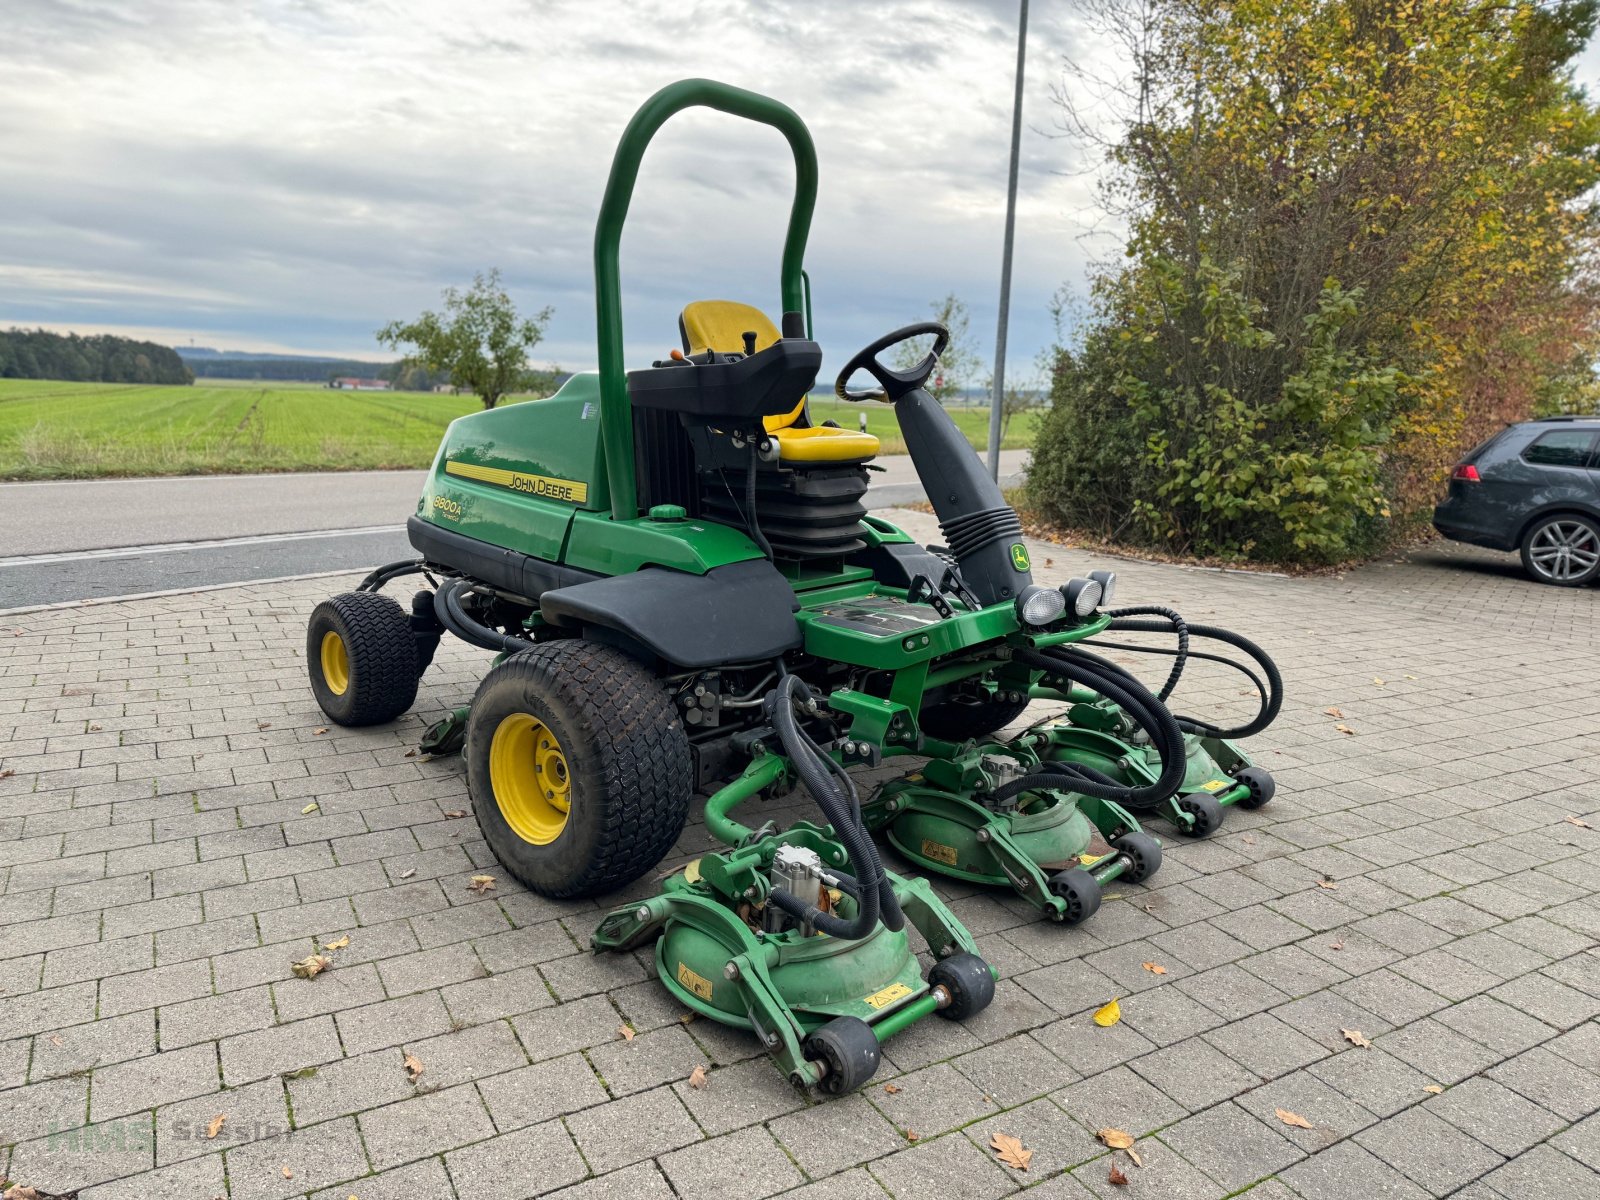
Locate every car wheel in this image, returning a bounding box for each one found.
[1520,514,1600,587]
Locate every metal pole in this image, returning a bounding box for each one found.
[986,0,1029,480]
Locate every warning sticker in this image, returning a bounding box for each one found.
[864,982,914,1010]
[676,961,714,1002]
[921,839,959,867]
[1199,779,1229,793]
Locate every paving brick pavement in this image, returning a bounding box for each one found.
[1,512,1596,1198]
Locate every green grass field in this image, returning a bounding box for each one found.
[0,379,1037,480]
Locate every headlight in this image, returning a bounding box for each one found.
[1060,578,1104,620]
[1088,570,1117,608]
[1015,584,1067,627]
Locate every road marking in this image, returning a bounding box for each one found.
[0,525,406,568]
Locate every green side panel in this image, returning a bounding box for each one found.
[859,513,914,546]
[414,373,609,562]
[561,511,764,576]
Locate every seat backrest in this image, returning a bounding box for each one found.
[679,300,805,432]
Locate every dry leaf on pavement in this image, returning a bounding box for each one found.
[1141,962,1167,976]
[1108,1163,1129,1186]
[301,802,319,815]
[257,721,272,730]
[3,1187,41,1200]
[1342,1028,1372,1048]
[314,727,327,735]
[1097,1128,1135,1150]
[1092,998,1122,1027]
[617,1025,636,1042]
[1323,706,1344,718]
[884,1083,902,1094]
[1563,815,1592,828]
[1275,1108,1313,1129]
[323,935,350,952]
[206,1113,227,1139]
[404,1054,424,1083]
[398,868,416,879]
[444,810,467,819]
[1328,937,1346,951]
[281,1165,293,1179]
[905,1129,920,1143]
[989,1131,1032,1170]
[1334,723,1357,736]
[289,954,332,980]
[688,1065,708,1089]
[1316,877,1339,890]
[468,875,496,894]
[1424,1084,1444,1094]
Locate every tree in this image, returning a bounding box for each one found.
[893,293,980,404]
[984,374,1042,437]
[1029,0,1600,564]
[377,270,556,409]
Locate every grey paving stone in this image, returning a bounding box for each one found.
[567,1087,703,1174]
[545,1161,677,1200]
[1132,1036,1262,1111]
[1375,1017,1502,1086]
[1054,1065,1190,1137]
[77,1148,227,1200]
[1355,1106,1507,1196]
[158,984,276,1049]
[871,1061,993,1138]
[951,1032,1079,1106]
[443,1117,589,1199]
[1482,1144,1600,1199]
[770,1090,905,1176]
[307,1156,455,1200]
[156,1076,290,1165]
[336,989,455,1055]
[1157,1099,1305,1192]
[283,1047,416,1125]
[1427,1076,1567,1158]
[1308,1046,1438,1118]
[660,1125,807,1200]
[1489,1046,1600,1120]
[219,1014,343,1085]
[400,1019,528,1090]
[586,1021,707,1097]
[963,1096,1102,1177]
[1034,1015,1156,1077]
[222,1113,366,1200]
[669,1054,806,1136]
[89,1042,218,1122]
[1280,1140,1434,1200]
[479,1049,610,1132]
[509,993,626,1063]
[7,1113,156,1195]
[1203,1010,1330,1079]
[1235,1068,1379,1151]
[30,1010,157,1080]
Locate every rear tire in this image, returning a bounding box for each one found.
[803,1016,881,1095]
[918,692,1030,741]
[1174,790,1223,838]
[1112,831,1163,884]
[465,641,691,899]
[930,953,995,1021]
[1520,513,1600,587]
[306,592,419,726]
[1234,766,1275,810]
[1048,866,1102,924]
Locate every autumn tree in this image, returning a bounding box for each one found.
[378,270,557,409]
[893,293,981,404]
[1029,0,1600,563]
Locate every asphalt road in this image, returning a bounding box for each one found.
[0,450,1029,610]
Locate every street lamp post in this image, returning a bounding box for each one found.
[986,0,1029,480]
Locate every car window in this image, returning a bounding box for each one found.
[1523,429,1597,468]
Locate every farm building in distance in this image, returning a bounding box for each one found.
[330,376,390,390]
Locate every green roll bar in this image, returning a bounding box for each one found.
[593,78,819,522]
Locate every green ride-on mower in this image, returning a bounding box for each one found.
[304,79,1280,1092]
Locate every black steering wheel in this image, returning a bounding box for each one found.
[834,321,950,403]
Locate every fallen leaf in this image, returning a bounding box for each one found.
[1424,1084,1444,1094]
[1342,1028,1372,1048]
[1328,937,1346,951]
[281,1066,318,1080]
[1405,674,1417,680]
[617,1025,636,1042]
[257,721,272,730]
[289,954,332,979]
[322,935,350,952]
[1372,677,1385,686]
[1317,877,1339,890]
[1108,1163,1129,1186]
[1334,723,1357,736]
[1141,962,1167,976]
[88,723,102,732]
[404,749,417,758]
[1275,1108,1313,1129]
[1323,706,1345,718]
[1242,835,1256,845]
[301,802,319,815]
[1044,557,1055,567]
[1127,1146,1143,1168]
[206,1113,227,1139]
[989,1131,1033,1170]
[884,1083,902,1094]
[404,1053,424,1083]
[281,1165,294,1179]
[314,727,328,735]
[905,1129,919,1143]
[49,1034,63,1047]
[4,1186,42,1200]
[1563,815,1592,829]
[688,1064,708,1089]
[397,868,417,880]
[677,1012,695,1025]
[0,769,13,780]
[1097,1127,1135,1150]
[444,810,466,819]
[467,875,496,894]
[1093,998,1122,1027]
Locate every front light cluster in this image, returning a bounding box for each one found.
[1060,570,1118,621]
[1015,584,1066,627]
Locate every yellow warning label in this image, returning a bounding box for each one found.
[445,459,589,504]
[864,982,913,1010]
[676,961,714,1002]
[920,839,959,867]
[1200,779,1229,793]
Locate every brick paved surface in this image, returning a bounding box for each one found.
[1,511,1596,1199]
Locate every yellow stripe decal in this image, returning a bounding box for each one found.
[445,460,589,504]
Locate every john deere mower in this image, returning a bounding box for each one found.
[305,79,1278,1089]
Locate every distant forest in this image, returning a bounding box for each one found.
[182,353,452,389]
[0,328,193,385]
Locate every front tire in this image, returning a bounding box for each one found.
[803,1016,881,1095]
[465,640,691,899]
[1174,790,1223,838]
[306,592,419,726]
[1234,766,1275,810]
[1048,866,1102,924]
[1520,514,1600,587]
[1112,831,1163,884]
[930,953,996,1021]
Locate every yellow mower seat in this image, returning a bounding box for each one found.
[679,300,879,464]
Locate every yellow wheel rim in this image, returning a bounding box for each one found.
[320,631,350,696]
[489,712,571,845]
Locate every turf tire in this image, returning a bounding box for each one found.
[918,693,1031,741]
[307,592,420,726]
[465,640,692,899]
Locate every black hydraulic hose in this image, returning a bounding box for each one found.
[745,441,775,561]
[1105,620,1283,740]
[1006,646,1189,808]
[358,559,428,592]
[768,675,902,938]
[433,581,527,656]
[1105,606,1189,700]
[1084,640,1271,716]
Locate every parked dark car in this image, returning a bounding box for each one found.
[1433,416,1600,586]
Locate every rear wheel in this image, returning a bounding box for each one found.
[1112,831,1162,884]
[803,1016,881,1095]
[1174,790,1223,838]
[1234,766,1276,810]
[1048,866,1102,925]
[1520,514,1600,587]
[930,953,995,1021]
[306,592,419,726]
[918,692,1030,741]
[465,641,691,899]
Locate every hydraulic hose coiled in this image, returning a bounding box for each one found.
[432,579,528,656]
[766,674,904,940]
[1097,619,1283,741]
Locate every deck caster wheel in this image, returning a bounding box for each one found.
[1234,766,1275,810]
[306,592,420,727]
[803,1016,881,1095]
[1111,831,1163,884]
[1047,866,1102,925]
[930,953,996,1021]
[1174,790,1223,838]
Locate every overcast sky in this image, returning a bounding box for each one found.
[2,1,1595,381]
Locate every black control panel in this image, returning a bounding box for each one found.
[627,327,821,425]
